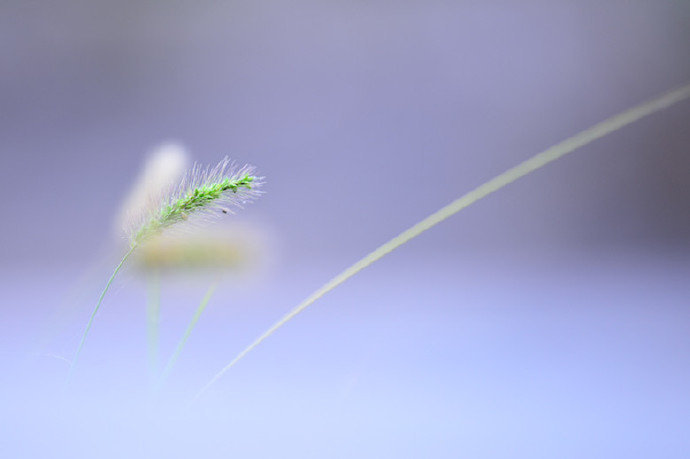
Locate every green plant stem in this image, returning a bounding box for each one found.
[158,280,219,388]
[69,244,137,380]
[192,82,690,403]
[146,270,161,382]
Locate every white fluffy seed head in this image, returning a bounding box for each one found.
[115,142,190,238]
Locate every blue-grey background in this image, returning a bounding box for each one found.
[1,1,689,457]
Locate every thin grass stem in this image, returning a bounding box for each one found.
[146,270,161,383]
[159,280,219,388]
[69,244,137,380]
[192,82,690,403]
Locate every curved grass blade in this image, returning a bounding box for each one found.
[193,82,690,402]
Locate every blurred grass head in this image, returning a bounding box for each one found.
[115,142,190,240]
[134,223,270,277]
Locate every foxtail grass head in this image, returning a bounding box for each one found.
[71,154,263,378]
[129,157,264,247]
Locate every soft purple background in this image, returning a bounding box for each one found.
[1,2,689,458]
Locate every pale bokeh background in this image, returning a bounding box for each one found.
[1,0,689,264]
[1,2,689,457]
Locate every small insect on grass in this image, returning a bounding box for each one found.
[69,157,264,379]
